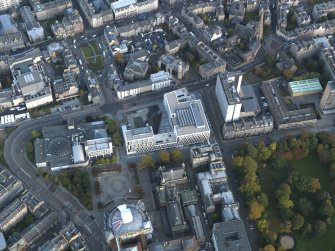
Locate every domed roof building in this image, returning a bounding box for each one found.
[105,202,153,243]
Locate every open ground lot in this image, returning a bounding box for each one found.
[80,41,104,73]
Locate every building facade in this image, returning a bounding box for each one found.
[215,72,243,122]
[0,0,19,11]
[122,88,210,154]
[320,81,335,114]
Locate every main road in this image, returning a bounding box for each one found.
[4,105,109,250]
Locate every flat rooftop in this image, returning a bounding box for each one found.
[288,78,322,95]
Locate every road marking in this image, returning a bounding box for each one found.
[20,168,32,178]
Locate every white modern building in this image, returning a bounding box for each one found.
[116,71,173,99]
[122,88,210,154]
[0,0,19,11]
[111,0,158,20]
[215,72,243,122]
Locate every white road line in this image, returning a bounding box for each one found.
[20,168,32,178]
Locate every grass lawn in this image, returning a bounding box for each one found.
[87,55,104,73]
[289,156,335,251]
[81,45,94,58]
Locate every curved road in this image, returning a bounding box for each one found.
[4,106,108,250]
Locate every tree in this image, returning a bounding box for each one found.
[246,143,258,159]
[318,200,334,217]
[139,155,155,168]
[31,130,41,139]
[269,155,286,170]
[170,148,183,163]
[314,220,327,237]
[316,190,331,202]
[265,55,276,68]
[258,147,272,161]
[79,89,85,98]
[329,163,335,179]
[301,223,312,237]
[280,208,294,221]
[283,69,295,79]
[256,193,269,208]
[233,156,244,168]
[158,150,170,164]
[310,178,321,193]
[253,66,264,76]
[257,219,269,234]
[262,244,275,251]
[291,213,304,230]
[114,53,124,64]
[248,200,264,220]
[297,198,313,216]
[269,142,277,152]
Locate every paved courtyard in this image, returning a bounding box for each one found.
[97,169,136,204]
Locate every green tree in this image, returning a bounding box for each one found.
[79,89,85,98]
[301,223,312,237]
[170,148,183,163]
[158,150,170,164]
[262,244,275,251]
[257,219,269,234]
[314,220,327,237]
[297,198,313,216]
[316,191,331,202]
[280,208,294,221]
[246,143,258,159]
[256,193,268,208]
[139,155,155,168]
[233,156,244,168]
[265,55,276,68]
[31,130,41,139]
[329,163,335,179]
[248,200,264,220]
[318,200,334,217]
[291,213,304,230]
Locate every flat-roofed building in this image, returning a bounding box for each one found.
[0,0,19,11]
[51,8,84,39]
[288,78,322,96]
[212,219,251,251]
[215,72,243,122]
[190,143,222,168]
[262,79,317,129]
[52,71,79,100]
[122,88,210,154]
[320,80,335,114]
[20,6,44,43]
[0,198,28,232]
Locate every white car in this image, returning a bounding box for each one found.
[74,45,76,49]
[205,84,209,87]
[92,35,96,38]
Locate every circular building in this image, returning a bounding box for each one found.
[105,204,152,241]
[47,136,71,156]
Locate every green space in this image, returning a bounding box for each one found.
[286,9,298,31]
[5,213,36,238]
[244,11,259,24]
[29,102,60,118]
[25,130,41,164]
[81,45,95,58]
[40,16,62,38]
[86,56,104,73]
[39,169,93,210]
[179,45,206,71]
[160,23,178,42]
[80,41,104,73]
[233,131,335,250]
